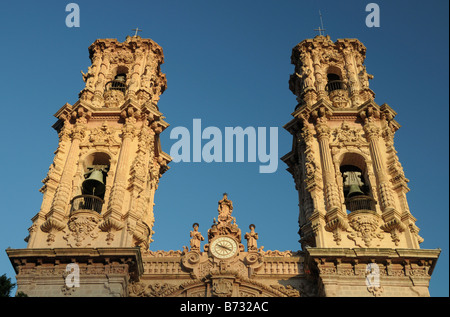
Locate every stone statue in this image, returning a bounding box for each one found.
[189,223,204,252]
[358,65,374,89]
[217,193,233,224]
[245,224,258,251]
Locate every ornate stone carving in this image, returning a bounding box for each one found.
[332,121,366,145]
[380,218,406,246]
[206,194,243,245]
[261,250,295,257]
[325,217,349,245]
[128,281,178,297]
[103,89,125,108]
[110,50,134,64]
[329,89,350,108]
[82,122,120,149]
[367,286,384,297]
[146,250,184,257]
[63,212,100,247]
[270,284,300,297]
[212,278,233,297]
[347,211,384,247]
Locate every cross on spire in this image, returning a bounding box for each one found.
[132,27,142,37]
[314,10,326,36]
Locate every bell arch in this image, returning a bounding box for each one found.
[70,151,113,215]
[326,65,346,92]
[337,151,377,214]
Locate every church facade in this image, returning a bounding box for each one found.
[6,35,440,297]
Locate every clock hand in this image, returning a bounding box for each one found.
[218,244,231,251]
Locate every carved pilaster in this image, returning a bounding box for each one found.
[42,112,88,243]
[106,114,137,221]
[361,108,406,246]
[315,121,338,209]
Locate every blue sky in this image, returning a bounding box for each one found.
[0,0,447,296]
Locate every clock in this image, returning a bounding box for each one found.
[210,236,238,259]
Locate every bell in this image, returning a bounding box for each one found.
[82,169,105,196]
[347,183,365,198]
[343,170,365,198]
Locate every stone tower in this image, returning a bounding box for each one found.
[281,35,440,296]
[7,35,171,296]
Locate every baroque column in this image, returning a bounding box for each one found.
[362,113,406,245]
[314,115,348,245]
[40,113,88,244]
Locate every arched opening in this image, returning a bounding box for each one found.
[105,66,129,94]
[70,152,111,214]
[326,67,346,92]
[339,153,376,213]
[81,152,110,199]
[327,73,341,82]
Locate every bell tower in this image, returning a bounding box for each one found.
[7,35,171,296]
[282,35,440,296]
[28,35,171,250]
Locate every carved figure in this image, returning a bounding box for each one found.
[217,193,233,224]
[245,224,259,251]
[190,223,204,251]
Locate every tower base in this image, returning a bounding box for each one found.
[6,247,143,297]
[305,247,440,297]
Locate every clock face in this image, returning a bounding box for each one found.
[210,237,238,259]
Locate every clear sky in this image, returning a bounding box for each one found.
[0,0,447,297]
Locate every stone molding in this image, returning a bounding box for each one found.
[305,247,441,297]
[7,247,143,297]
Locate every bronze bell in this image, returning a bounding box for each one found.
[344,171,365,198]
[82,168,105,196]
[346,183,365,198]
